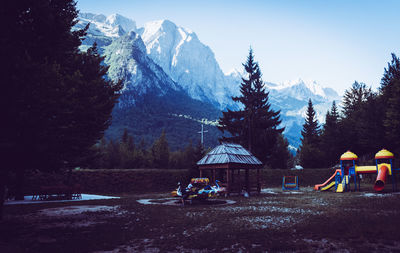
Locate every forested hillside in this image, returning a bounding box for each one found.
[298,54,400,168]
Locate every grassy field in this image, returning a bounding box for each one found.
[18,168,340,196]
[1,184,400,252]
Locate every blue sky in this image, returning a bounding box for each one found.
[76,0,400,95]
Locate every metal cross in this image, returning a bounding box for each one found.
[198,124,208,146]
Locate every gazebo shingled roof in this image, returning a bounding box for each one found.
[197,143,262,167]
[196,143,262,195]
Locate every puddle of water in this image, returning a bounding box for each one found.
[137,198,236,206]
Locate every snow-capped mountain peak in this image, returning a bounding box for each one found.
[79,13,107,23]
[77,13,136,38]
[138,19,237,108]
[301,79,326,98]
[265,78,339,101]
[225,68,243,79]
[141,19,194,40]
[105,14,137,33]
[140,19,198,58]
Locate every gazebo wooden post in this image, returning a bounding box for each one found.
[226,167,230,195]
[245,168,249,192]
[212,169,216,183]
[257,168,260,193]
[199,169,203,178]
[233,169,238,194]
[237,169,240,193]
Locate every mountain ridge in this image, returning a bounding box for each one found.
[76,12,341,149]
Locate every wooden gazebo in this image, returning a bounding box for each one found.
[197,143,263,195]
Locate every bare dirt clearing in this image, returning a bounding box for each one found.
[1,187,400,252]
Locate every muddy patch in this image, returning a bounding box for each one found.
[17,205,127,229]
[38,205,119,216]
[233,215,300,229]
[137,198,236,206]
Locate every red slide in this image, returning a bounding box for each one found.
[314,169,341,190]
[374,165,388,191]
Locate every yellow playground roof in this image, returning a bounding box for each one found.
[375,149,394,159]
[340,150,358,161]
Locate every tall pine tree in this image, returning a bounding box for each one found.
[218,49,284,165]
[0,0,122,215]
[298,99,322,168]
[342,81,371,118]
[357,91,385,155]
[340,81,373,153]
[381,53,400,153]
[301,99,321,143]
[151,130,170,168]
[320,101,342,167]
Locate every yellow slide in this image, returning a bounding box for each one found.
[321,182,336,191]
[336,183,344,192]
[336,175,349,193]
[314,169,341,190]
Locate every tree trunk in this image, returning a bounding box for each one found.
[0,188,4,221]
[15,166,25,201]
[0,171,7,220]
[66,166,73,200]
[66,165,72,186]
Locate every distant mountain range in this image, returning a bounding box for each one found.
[75,13,341,151]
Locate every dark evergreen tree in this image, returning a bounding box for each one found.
[169,150,186,170]
[105,140,122,169]
[182,141,196,176]
[151,130,170,168]
[301,99,321,143]
[218,49,285,165]
[88,138,108,169]
[340,81,373,154]
[320,101,342,166]
[380,53,400,102]
[188,141,205,177]
[121,128,129,145]
[381,54,400,153]
[0,0,122,213]
[138,138,148,153]
[357,91,385,155]
[268,134,293,169]
[127,135,135,152]
[298,99,322,168]
[342,81,371,118]
[135,138,150,168]
[119,129,135,168]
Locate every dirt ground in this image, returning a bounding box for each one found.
[1,186,400,252]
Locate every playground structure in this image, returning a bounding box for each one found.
[315,149,400,193]
[282,176,299,191]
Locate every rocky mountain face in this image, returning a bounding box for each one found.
[138,20,239,109]
[76,13,340,150]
